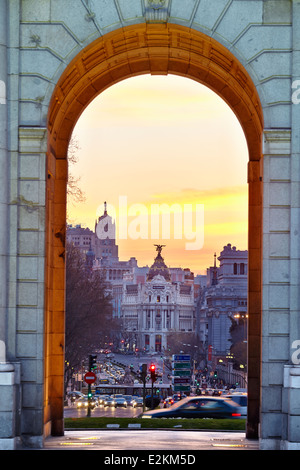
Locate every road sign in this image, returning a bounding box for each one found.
[173,385,191,392]
[172,354,191,393]
[172,362,191,370]
[172,369,191,377]
[172,377,190,384]
[84,372,96,384]
[172,354,191,361]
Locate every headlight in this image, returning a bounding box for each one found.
[142,415,152,419]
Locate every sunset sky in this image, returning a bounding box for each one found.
[67,74,248,275]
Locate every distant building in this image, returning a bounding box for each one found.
[66,224,95,254]
[94,201,118,260]
[92,202,138,318]
[67,208,246,360]
[66,201,118,260]
[197,243,248,358]
[121,245,195,353]
[93,256,138,318]
[67,203,135,317]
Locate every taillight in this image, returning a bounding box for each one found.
[232,413,241,417]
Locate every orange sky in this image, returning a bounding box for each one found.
[67,74,248,275]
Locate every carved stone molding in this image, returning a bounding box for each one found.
[143,0,170,23]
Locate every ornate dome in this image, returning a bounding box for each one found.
[147,245,171,282]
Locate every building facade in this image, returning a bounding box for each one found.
[67,202,118,260]
[197,244,248,358]
[121,246,195,353]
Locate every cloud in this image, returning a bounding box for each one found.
[147,185,248,208]
[75,74,237,129]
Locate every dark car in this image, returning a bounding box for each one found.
[142,396,243,419]
[67,391,84,403]
[172,394,187,402]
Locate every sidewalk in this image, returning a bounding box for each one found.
[41,429,259,451]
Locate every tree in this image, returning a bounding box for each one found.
[229,316,247,369]
[67,135,86,205]
[64,242,114,393]
[167,332,204,364]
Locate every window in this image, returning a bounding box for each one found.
[180,401,200,410]
[155,335,162,352]
[199,400,223,409]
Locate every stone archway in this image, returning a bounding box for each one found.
[46,23,263,438]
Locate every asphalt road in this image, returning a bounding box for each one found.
[64,404,144,418]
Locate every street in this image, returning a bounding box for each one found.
[64,404,144,419]
[99,352,170,382]
[44,429,259,451]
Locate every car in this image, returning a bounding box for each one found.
[163,397,174,408]
[90,396,99,407]
[67,391,84,403]
[172,394,187,402]
[114,397,128,407]
[123,395,133,406]
[131,397,143,407]
[76,397,96,409]
[103,397,116,407]
[142,396,243,419]
[97,395,109,405]
[212,389,222,396]
[226,394,247,418]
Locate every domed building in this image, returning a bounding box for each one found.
[121,245,195,353]
[146,244,171,282]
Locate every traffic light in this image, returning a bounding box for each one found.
[214,370,218,378]
[149,363,157,383]
[140,363,147,382]
[89,354,97,371]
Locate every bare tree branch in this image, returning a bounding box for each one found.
[67,135,86,205]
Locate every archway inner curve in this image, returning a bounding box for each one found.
[48,23,263,160]
[46,23,263,439]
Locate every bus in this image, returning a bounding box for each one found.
[94,383,172,398]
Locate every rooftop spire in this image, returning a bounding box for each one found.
[212,252,218,285]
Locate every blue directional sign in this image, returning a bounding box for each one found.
[172,354,191,393]
[172,355,191,361]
